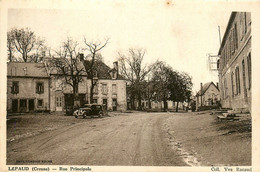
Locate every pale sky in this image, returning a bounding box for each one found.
[7,1,237,93]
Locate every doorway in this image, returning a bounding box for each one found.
[103,99,107,110]
[12,99,18,113]
[112,98,117,111]
[29,99,34,112]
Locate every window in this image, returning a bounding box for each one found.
[93,85,98,94]
[11,81,19,94]
[36,82,44,94]
[93,99,97,104]
[112,84,117,94]
[242,60,248,101]
[112,72,117,79]
[235,67,241,95]
[231,72,234,97]
[37,99,43,107]
[234,23,238,49]
[56,97,62,107]
[247,53,251,89]
[102,84,108,94]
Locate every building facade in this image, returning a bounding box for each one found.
[7,62,50,113]
[196,82,220,110]
[218,12,251,112]
[7,61,127,113]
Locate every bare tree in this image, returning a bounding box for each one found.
[7,27,45,62]
[51,38,85,108]
[81,38,109,103]
[118,48,154,110]
[7,31,15,62]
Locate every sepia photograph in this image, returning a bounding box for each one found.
[1,0,260,171]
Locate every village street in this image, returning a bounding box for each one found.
[7,112,251,166]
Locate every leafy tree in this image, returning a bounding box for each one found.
[168,71,193,112]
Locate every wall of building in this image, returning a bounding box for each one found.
[218,12,251,112]
[50,76,127,112]
[7,77,50,112]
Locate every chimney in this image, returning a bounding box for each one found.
[216,82,219,89]
[113,61,118,76]
[79,53,84,61]
[113,61,118,71]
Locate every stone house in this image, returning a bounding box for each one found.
[7,62,50,113]
[7,61,127,113]
[217,12,251,113]
[196,82,220,110]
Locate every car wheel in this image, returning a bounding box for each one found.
[98,112,103,118]
[75,116,78,118]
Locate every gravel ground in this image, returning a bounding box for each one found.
[6,111,251,166]
[165,112,251,166]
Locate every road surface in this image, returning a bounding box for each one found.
[7,112,186,166]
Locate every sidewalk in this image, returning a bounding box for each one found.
[164,112,251,166]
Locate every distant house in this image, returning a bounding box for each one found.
[7,61,127,113]
[7,62,50,113]
[196,82,220,110]
[217,12,251,113]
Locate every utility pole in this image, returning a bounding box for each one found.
[218,26,222,46]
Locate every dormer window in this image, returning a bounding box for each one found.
[112,71,117,79]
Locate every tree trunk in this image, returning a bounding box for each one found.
[175,102,179,112]
[90,81,94,104]
[163,99,168,111]
[73,84,80,108]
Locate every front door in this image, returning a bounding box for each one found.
[12,99,18,113]
[29,99,34,112]
[112,99,117,111]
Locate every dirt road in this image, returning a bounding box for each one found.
[7,113,186,166]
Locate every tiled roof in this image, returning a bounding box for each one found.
[47,58,125,80]
[7,62,49,78]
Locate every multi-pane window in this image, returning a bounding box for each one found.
[38,99,43,107]
[247,53,251,89]
[112,84,117,94]
[102,84,108,94]
[36,82,44,94]
[56,97,62,107]
[11,81,19,94]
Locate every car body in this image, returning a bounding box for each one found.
[74,104,103,118]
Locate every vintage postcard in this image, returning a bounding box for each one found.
[0,0,260,172]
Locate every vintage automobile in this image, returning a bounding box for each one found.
[74,104,103,118]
